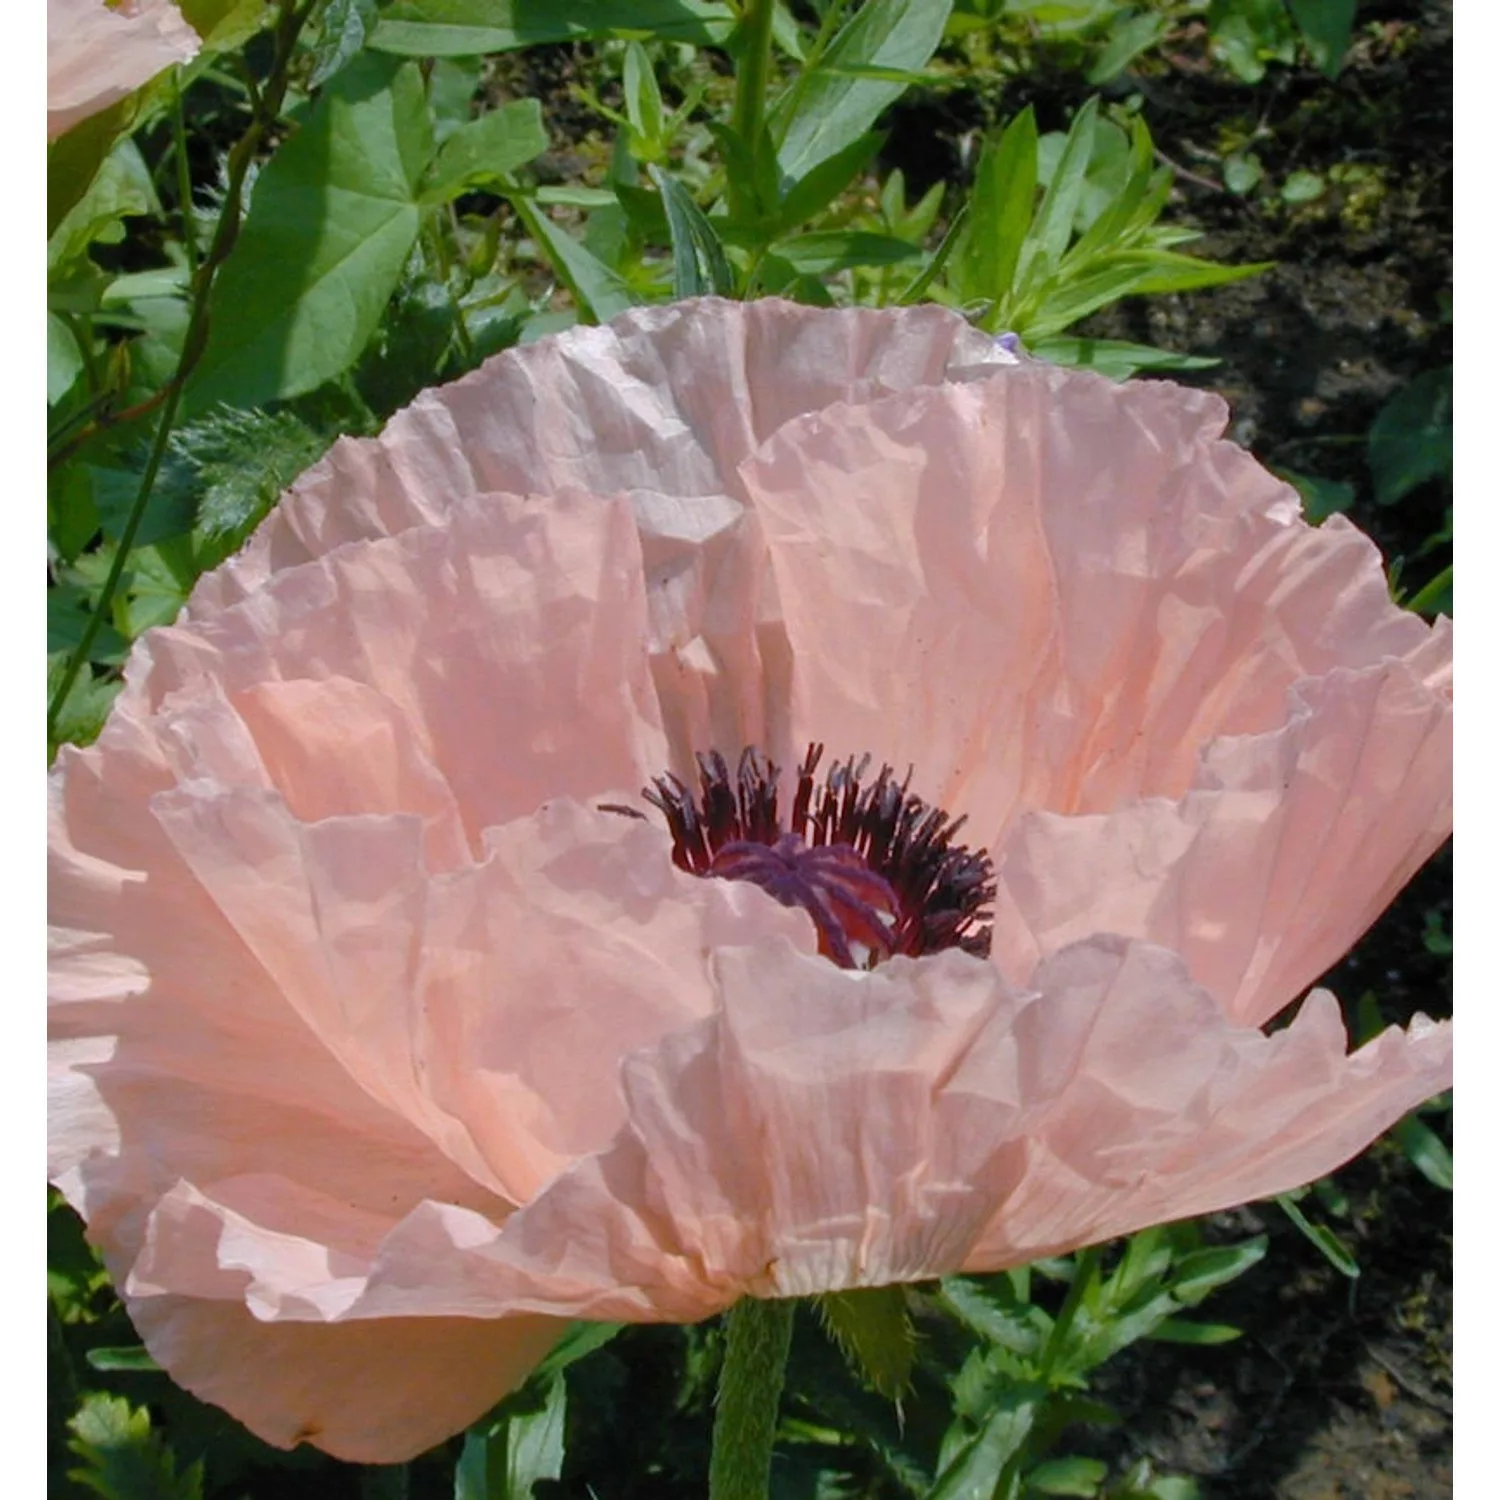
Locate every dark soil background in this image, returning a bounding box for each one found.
[883,4,1454,1496]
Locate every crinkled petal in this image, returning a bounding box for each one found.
[125,490,666,836]
[742,369,1439,837]
[342,937,1447,1322]
[49,0,200,140]
[126,1295,565,1463]
[993,650,1452,1023]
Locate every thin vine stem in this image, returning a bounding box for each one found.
[47,0,319,748]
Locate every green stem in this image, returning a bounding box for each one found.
[46,0,318,750]
[1038,1244,1102,1381]
[171,74,198,276]
[727,0,776,224]
[708,1297,795,1500]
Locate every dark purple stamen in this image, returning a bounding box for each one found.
[638,745,995,970]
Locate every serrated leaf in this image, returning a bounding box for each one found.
[941,1276,1050,1358]
[650,167,735,298]
[421,98,549,202]
[1368,367,1452,505]
[817,1287,916,1401]
[67,1392,204,1500]
[186,53,434,411]
[773,0,954,184]
[372,0,734,56]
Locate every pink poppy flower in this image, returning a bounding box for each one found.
[48,0,200,142]
[49,299,1451,1462]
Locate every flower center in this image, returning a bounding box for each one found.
[634,745,995,970]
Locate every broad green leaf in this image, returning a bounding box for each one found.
[959,106,1038,306]
[48,139,159,276]
[89,461,197,550]
[1031,336,1219,379]
[179,0,276,52]
[931,1385,1041,1499]
[429,56,485,143]
[817,1286,917,1401]
[48,313,84,404]
[48,583,128,661]
[774,229,921,274]
[508,196,639,321]
[1027,1455,1109,1496]
[774,0,954,184]
[1368,366,1452,505]
[186,54,434,411]
[1287,0,1357,76]
[421,99,549,202]
[1207,0,1297,82]
[456,1377,567,1500]
[67,1392,204,1500]
[49,97,133,234]
[1391,1112,1453,1190]
[372,0,734,56]
[650,167,735,298]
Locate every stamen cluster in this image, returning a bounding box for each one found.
[641,745,995,969]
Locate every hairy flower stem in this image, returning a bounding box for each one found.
[708,1297,795,1500]
[46,0,318,751]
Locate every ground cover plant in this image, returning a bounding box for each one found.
[47,2,1452,1497]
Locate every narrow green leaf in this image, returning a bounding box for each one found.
[529,1321,624,1384]
[48,313,84,403]
[86,1346,163,1372]
[773,0,954,184]
[1276,1192,1360,1278]
[1404,564,1452,618]
[1085,11,1168,83]
[775,129,886,233]
[1169,1237,1267,1303]
[959,106,1038,307]
[1391,1112,1453,1190]
[186,54,434,411]
[1030,336,1219,379]
[421,99,549,203]
[623,42,667,154]
[773,230,921,274]
[1147,1318,1244,1345]
[508,196,638,322]
[372,0,734,56]
[1015,96,1099,298]
[650,167,735,298]
[931,1386,1040,1499]
[817,1286,917,1401]
[896,199,969,304]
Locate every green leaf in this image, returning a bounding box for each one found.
[47,655,122,751]
[85,1346,163,1373]
[1287,0,1357,76]
[1085,11,1169,83]
[48,313,84,404]
[187,54,434,411]
[623,42,667,157]
[1276,1192,1360,1278]
[1147,1318,1244,1345]
[1281,169,1326,204]
[1274,465,1355,523]
[48,139,159,276]
[650,167,735,298]
[773,0,954,185]
[1030,336,1219,379]
[508,196,639,322]
[1169,1238,1267,1303]
[1208,0,1297,81]
[1026,1455,1109,1496]
[773,230,921,274]
[1015,97,1099,298]
[775,129,886,233]
[421,99,549,202]
[1223,152,1263,194]
[528,1321,624,1385]
[179,0,277,52]
[67,1392,204,1500]
[816,1286,917,1401]
[958,106,1038,306]
[941,1275,1050,1358]
[308,0,378,88]
[1404,564,1452,618]
[456,1377,567,1500]
[1368,367,1452,505]
[1391,1112,1453,1191]
[932,1385,1041,1499]
[372,0,734,56]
